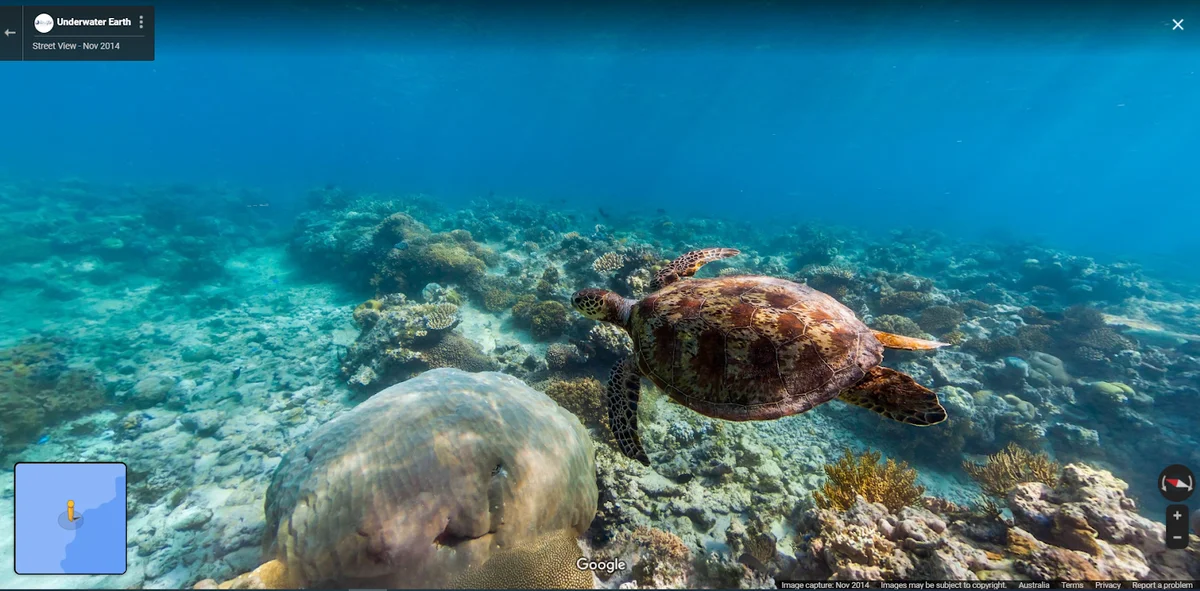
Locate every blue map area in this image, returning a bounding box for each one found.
[14,463,127,575]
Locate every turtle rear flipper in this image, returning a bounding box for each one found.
[839,366,947,426]
[652,248,740,289]
[607,358,651,466]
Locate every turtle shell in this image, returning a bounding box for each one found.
[630,276,883,421]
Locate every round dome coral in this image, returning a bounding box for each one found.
[262,369,598,588]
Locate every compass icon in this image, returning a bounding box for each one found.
[1159,464,1194,502]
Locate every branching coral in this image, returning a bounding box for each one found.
[812,448,925,513]
[536,266,561,299]
[918,305,965,334]
[540,377,610,436]
[942,330,967,346]
[1038,305,1134,366]
[1017,325,1053,351]
[545,343,585,370]
[588,323,634,359]
[511,295,571,341]
[1076,328,1133,354]
[477,275,520,312]
[963,335,1022,359]
[870,315,927,339]
[803,265,857,299]
[962,442,1061,498]
[878,290,932,314]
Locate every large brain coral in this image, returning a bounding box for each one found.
[262,369,598,588]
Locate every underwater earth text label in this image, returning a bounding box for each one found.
[0,5,154,61]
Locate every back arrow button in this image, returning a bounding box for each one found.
[3,29,14,37]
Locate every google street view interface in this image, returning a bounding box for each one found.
[1,0,1198,589]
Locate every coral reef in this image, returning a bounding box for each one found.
[4,180,1199,589]
[0,337,108,449]
[963,442,1061,498]
[791,464,1199,582]
[800,265,858,300]
[262,369,597,588]
[291,198,497,297]
[877,290,932,314]
[340,294,495,390]
[194,560,291,589]
[812,448,925,513]
[450,529,594,589]
[918,305,966,334]
[592,251,626,275]
[538,377,611,442]
[597,526,695,588]
[1006,464,1199,579]
[511,295,572,341]
[869,315,927,339]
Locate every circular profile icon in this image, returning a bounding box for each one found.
[34,13,53,33]
[1159,464,1194,502]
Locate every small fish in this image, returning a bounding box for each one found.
[37,435,50,445]
[656,208,666,214]
[597,207,610,219]
[393,241,409,251]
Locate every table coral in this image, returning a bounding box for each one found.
[591,251,626,275]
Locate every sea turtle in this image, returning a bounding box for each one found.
[571,248,948,466]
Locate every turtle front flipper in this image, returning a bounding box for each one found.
[838,366,947,426]
[606,358,651,466]
[872,330,948,350]
[652,248,740,289]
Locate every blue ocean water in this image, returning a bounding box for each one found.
[5,2,1198,276]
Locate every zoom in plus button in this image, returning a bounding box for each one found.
[1159,465,1195,502]
[1166,504,1190,549]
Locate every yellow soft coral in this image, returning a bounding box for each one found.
[812,448,925,513]
[962,442,1061,497]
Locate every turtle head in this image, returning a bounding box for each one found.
[572,288,632,326]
